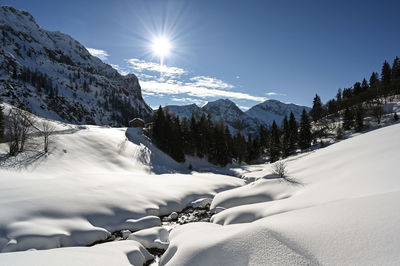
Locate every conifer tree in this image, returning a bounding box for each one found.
[381,60,392,85]
[152,106,166,150]
[343,107,354,130]
[310,94,323,122]
[394,112,399,121]
[392,56,400,80]
[268,121,280,162]
[361,78,369,92]
[288,112,298,155]
[281,116,290,158]
[353,82,362,95]
[298,109,312,150]
[354,106,364,132]
[369,72,379,88]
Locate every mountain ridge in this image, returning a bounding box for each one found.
[0,5,152,126]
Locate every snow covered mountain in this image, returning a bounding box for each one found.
[166,98,308,135]
[202,99,260,134]
[165,104,205,120]
[0,6,152,125]
[165,99,260,135]
[245,99,310,126]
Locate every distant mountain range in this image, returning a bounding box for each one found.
[165,99,310,135]
[0,6,152,126]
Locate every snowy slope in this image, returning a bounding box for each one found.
[245,99,310,126]
[0,6,152,125]
[0,109,244,254]
[162,123,400,265]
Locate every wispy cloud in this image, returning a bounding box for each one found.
[127,58,186,77]
[265,91,286,96]
[140,79,266,102]
[110,64,129,75]
[238,105,250,111]
[87,48,109,61]
[171,97,206,105]
[112,57,266,104]
[189,76,234,89]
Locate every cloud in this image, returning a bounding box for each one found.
[189,76,234,89]
[116,57,266,103]
[127,58,186,77]
[87,48,109,61]
[110,64,129,75]
[171,97,205,105]
[265,91,286,96]
[140,79,266,102]
[236,75,240,79]
[238,105,250,111]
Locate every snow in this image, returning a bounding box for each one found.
[0,240,153,266]
[162,123,400,265]
[127,227,169,250]
[0,115,244,253]
[245,99,310,126]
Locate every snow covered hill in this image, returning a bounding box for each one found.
[162,123,400,265]
[245,99,310,126]
[0,6,152,125]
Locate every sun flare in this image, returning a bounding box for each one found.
[151,36,172,57]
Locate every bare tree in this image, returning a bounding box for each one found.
[6,108,34,155]
[272,161,287,178]
[40,120,55,153]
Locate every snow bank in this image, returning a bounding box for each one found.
[128,227,169,250]
[163,123,400,265]
[0,240,153,266]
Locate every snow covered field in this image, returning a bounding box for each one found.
[0,114,244,264]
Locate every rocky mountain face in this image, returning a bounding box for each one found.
[0,6,152,125]
[245,99,310,126]
[166,99,310,135]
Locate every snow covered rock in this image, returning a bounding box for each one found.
[128,227,169,250]
[190,198,212,209]
[167,212,178,221]
[121,230,131,240]
[121,216,161,232]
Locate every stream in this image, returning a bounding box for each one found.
[89,202,214,266]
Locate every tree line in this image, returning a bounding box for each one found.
[309,56,400,136]
[150,106,312,166]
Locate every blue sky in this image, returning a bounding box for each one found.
[3,0,400,109]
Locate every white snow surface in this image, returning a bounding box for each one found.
[163,123,400,265]
[0,116,244,254]
[127,227,169,250]
[0,240,153,266]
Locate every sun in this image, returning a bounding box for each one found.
[151,36,172,57]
